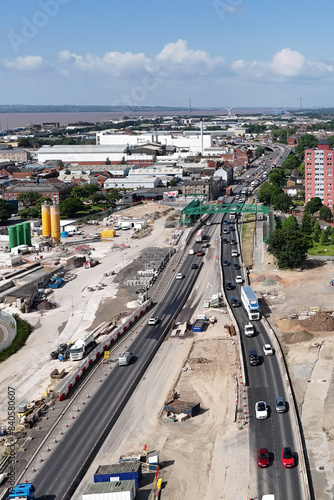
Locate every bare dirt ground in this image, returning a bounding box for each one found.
[251,249,334,499]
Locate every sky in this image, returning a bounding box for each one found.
[1,0,334,108]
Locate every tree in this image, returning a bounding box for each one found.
[319,205,333,221]
[17,192,40,205]
[71,186,85,199]
[267,225,309,268]
[295,134,318,154]
[269,169,286,187]
[305,197,323,214]
[0,199,14,220]
[257,182,280,205]
[60,198,85,217]
[281,154,301,172]
[282,215,299,231]
[272,193,292,213]
[298,162,305,176]
[91,192,107,204]
[301,212,316,236]
[82,184,99,197]
[255,146,264,157]
[320,227,331,245]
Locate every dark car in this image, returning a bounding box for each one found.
[230,239,237,245]
[222,238,229,244]
[191,263,199,269]
[50,350,59,360]
[223,260,230,266]
[231,296,240,307]
[223,229,229,234]
[249,350,259,366]
[257,448,269,468]
[223,220,228,225]
[226,282,234,290]
[229,226,235,231]
[233,262,240,270]
[281,447,295,468]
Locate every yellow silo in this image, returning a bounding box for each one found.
[50,203,61,242]
[42,202,51,237]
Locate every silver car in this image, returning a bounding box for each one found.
[275,397,287,413]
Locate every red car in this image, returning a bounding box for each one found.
[257,448,269,468]
[281,447,295,468]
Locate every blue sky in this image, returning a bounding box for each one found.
[1,0,334,108]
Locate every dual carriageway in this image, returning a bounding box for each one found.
[21,144,311,499]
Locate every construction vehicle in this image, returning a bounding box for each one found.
[69,332,96,361]
[8,483,35,499]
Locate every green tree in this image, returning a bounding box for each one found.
[71,186,86,199]
[267,225,309,268]
[282,215,299,231]
[320,226,332,245]
[281,154,301,172]
[60,198,85,217]
[18,207,40,219]
[301,212,316,236]
[82,184,99,197]
[257,182,281,205]
[255,146,265,157]
[319,205,333,221]
[0,199,14,220]
[298,162,305,176]
[269,169,286,187]
[295,134,318,154]
[91,192,107,204]
[312,223,321,242]
[272,193,292,213]
[305,197,323,214]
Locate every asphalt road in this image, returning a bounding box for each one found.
[32,259,200,499]
[220,155,305,500]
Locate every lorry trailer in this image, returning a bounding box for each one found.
[241,286,261,321]
[195,229,204,243]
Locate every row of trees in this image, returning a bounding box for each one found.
[17,184,121,219]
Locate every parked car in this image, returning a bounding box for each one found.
[275,397,287,413]
[281,447,295,468]
[263,344,274,356]
[257,448,269,468]
[255,401,268,419]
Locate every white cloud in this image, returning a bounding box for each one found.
[4,55,49,71]
[57,49,153,76]
[271,48,305,77]
[156,39,224,75]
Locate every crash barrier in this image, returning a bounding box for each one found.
[57,299,153,401]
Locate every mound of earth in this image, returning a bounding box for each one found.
[251,274,282,283]
[276,318,304,332]
[301,312,334,332]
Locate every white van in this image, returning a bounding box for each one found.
[119,352,133,366]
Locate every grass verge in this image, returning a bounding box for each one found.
[0,315,33,363]
[308,244,334,256]
[241,214,256,268]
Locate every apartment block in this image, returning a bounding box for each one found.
[304,139,334,208]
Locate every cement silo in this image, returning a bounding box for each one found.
[8,226,18,250]
[50,203,61,242]
[17,223,25,246]
[23,222,31,247]
[42,202,51,237]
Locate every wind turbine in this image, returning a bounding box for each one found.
[225,106,234,118]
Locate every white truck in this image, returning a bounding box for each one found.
[242,322,255,337]
[118,351,133,366]
[241,286,261,321]
[69,332,96,361]
[195,229,204,242]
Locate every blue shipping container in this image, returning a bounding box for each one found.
[94,462,142,488]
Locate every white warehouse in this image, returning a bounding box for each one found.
[104,176,163,190]
[38,145,153,166]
